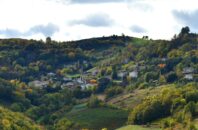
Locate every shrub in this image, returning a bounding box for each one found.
[185,91,198,102]
[166,72,178,83]
[54,117,77,130]
[10,103,24,112]
[144,72,159,83]
[105,86,123,99]
[87,95,101,108]
[138,82,149,89]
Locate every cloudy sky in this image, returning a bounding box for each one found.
[0,0,198,41]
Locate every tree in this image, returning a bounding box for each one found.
[128,98,165,124]
[144,72,159,83]
[166,72,178,83]
[182,102,196,122]
[111,70,117,79]
[46,37,51,44]
[111,66,118,80]
[97,77,111,93]
[0,78,15,101]
[180,26,190,35]
[185,91,198,102]
[105,86,123,99]
[54,118,76,130]
[10,103,24,112]
[0,107,41,130]
[184,102,196,117]
[87,95,101,108]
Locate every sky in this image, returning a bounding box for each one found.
[0,0,198,41]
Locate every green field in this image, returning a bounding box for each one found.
[65,74,81,78]
[130,37,151,46]
[116,125,161,130]
[66,105,128,130]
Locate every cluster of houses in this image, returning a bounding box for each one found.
[117,64,197,82]
[117,70,138,79]
[28,70,98,90]
[61,76,98,90]
[28,59,197,90]
[117,63,146,80]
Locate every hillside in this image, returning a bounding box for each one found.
[0,27,197,130]
[0,106,41,130]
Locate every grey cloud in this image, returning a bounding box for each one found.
[49,0,124,4]
[70,0,123,4]
[51,0,123,4]
[173,10,198,30]
[130,25,147,33]
[48,0,70,4]
[70,14,113,27]
[0,23,59,38]
[26,23,59,37]
[127,0,153,12]
[0,29,23,37]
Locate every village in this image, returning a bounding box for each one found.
[28,58,197,91]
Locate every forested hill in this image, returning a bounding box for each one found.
[0,35,130,82]
[0,27,197,83]
[0,26,197,130]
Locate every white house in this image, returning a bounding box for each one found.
[161,58,167,62]
[118,71,127,78]
[28,80,49,88]
[184,74,193,80]
[76,77,86,84]
[183,67,194,74]
[183,67,194,80]
[63,77,72,82]
[47,72,56,77]
[129,70,138,78]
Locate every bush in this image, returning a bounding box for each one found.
[10,103,24,112]
[138,82,149,89]
[0,78,15,101]
[105,86,123,99]
[0,106,41,130]
[25,106,41,120]
[144,72,159,83]
[54,117,77,130]
[166,72,178,83]
[185,91,198,102]
[97,78,111,93]
[87,95,101,108]
[128,98,165,124]
[183,102,196,119]
[128,87,180,124]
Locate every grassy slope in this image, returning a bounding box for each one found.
[130,38,151,46]
[107,86,170,130]
[107,85,168,109]
[65,104,128,130]
[116,125,161,130]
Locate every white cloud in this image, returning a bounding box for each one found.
[0,0,198,41]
